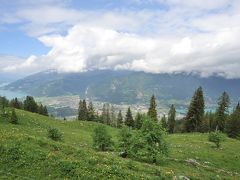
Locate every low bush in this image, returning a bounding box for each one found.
[92,125,113,151]
[208,131,225,148]
[48,127,63,141]
[117,116,168,163]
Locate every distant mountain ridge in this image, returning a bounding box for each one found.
[3,69,240,105]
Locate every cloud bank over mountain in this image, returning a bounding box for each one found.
[1,0,240,78]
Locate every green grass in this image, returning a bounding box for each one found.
[1,109,240,179]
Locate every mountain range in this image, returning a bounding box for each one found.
[3,70,240,105]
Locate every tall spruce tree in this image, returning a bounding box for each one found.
[38,103,45,115]
[216,91,230,131]
[125,107,134,128]
[135,112,143,129]
[110,105,116,127]
[226,103,240,138]
[185,87,205,132]
[43,106,48,116]
[10,98,22,109]
[102,103,110,125]
[161,114,167,129]
[23,96,38,113]
[10,108,18,124]
[117,110,123,128]
[148,95,158,121]
[0,96,9,110]
[78,99,88,120]
[87,101,95,121]
[206,111,217,131]
[167,104,176,133]
[200,113,210,133]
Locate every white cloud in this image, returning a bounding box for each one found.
[1,0,240,78]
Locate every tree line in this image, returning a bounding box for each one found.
[78,96,171,130]
[78,95,176,134]
[174,87,240,139]
[78,87,240,139]
[0,95,49,124]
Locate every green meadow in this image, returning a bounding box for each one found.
[0,109,240,179]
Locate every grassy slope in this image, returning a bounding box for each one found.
[0,110,240,179]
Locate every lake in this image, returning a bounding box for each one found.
[0,89,27,99]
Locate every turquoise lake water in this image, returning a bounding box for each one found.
[0,89,27,99]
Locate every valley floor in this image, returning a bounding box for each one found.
[0,110,240,179]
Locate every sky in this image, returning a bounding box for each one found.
[1,0,240,79]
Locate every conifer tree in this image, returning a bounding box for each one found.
[117,110,123,128]
[167,104,176,133]
[0,96,9,110]
[10,98,22,109]
[23,96,38,113]
[206,111,216,131]
[216,91,230,131]
[87,101,95,121]
[161,114,167,129]
[226,103,240,138]
[78,100,83,120]
[185,87,205,132]
[148,95,158,121]
[43,106,48,116]
[200,113,210,133]
[125,107,134,128]
[102,104,107,124]
[102,103,110,125]
[38,103,43,114]
[78,99,88,120]
[10,108,18,124]
[135,112,143,129]
[110,105,116,127]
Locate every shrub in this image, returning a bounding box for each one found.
[130,116,168,163]
[48,127,63,141]
[9,109,18,124]
[208,131,225,148]
[92,125,113,151]
[117,126,133,157]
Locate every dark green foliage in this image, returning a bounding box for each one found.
[200,116,210,133]
[117,126,133,156]
[92,125,113,151]
[174,118,185,133]
[147,95,158,121]
[167,105,176,133]
[226,103,240,138]
[102,103,111,125]
[38,103,48,116]
[208,131,225,148]
[48,127,63,141]
[110,105,116,127]
[135,112,143,129]
[160,115,167,129]
[185,87,205,132]
[0,96,9,110]
[24,96,38,113]
[87,101,95,121]
[78,100,88,121]
[205,111,216,132]
[130,117,168,163]
[10,98,22,109]
[216,92,230,131]
[9,108,18,124]
[125,107,134,128]
[117,110,123,128]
